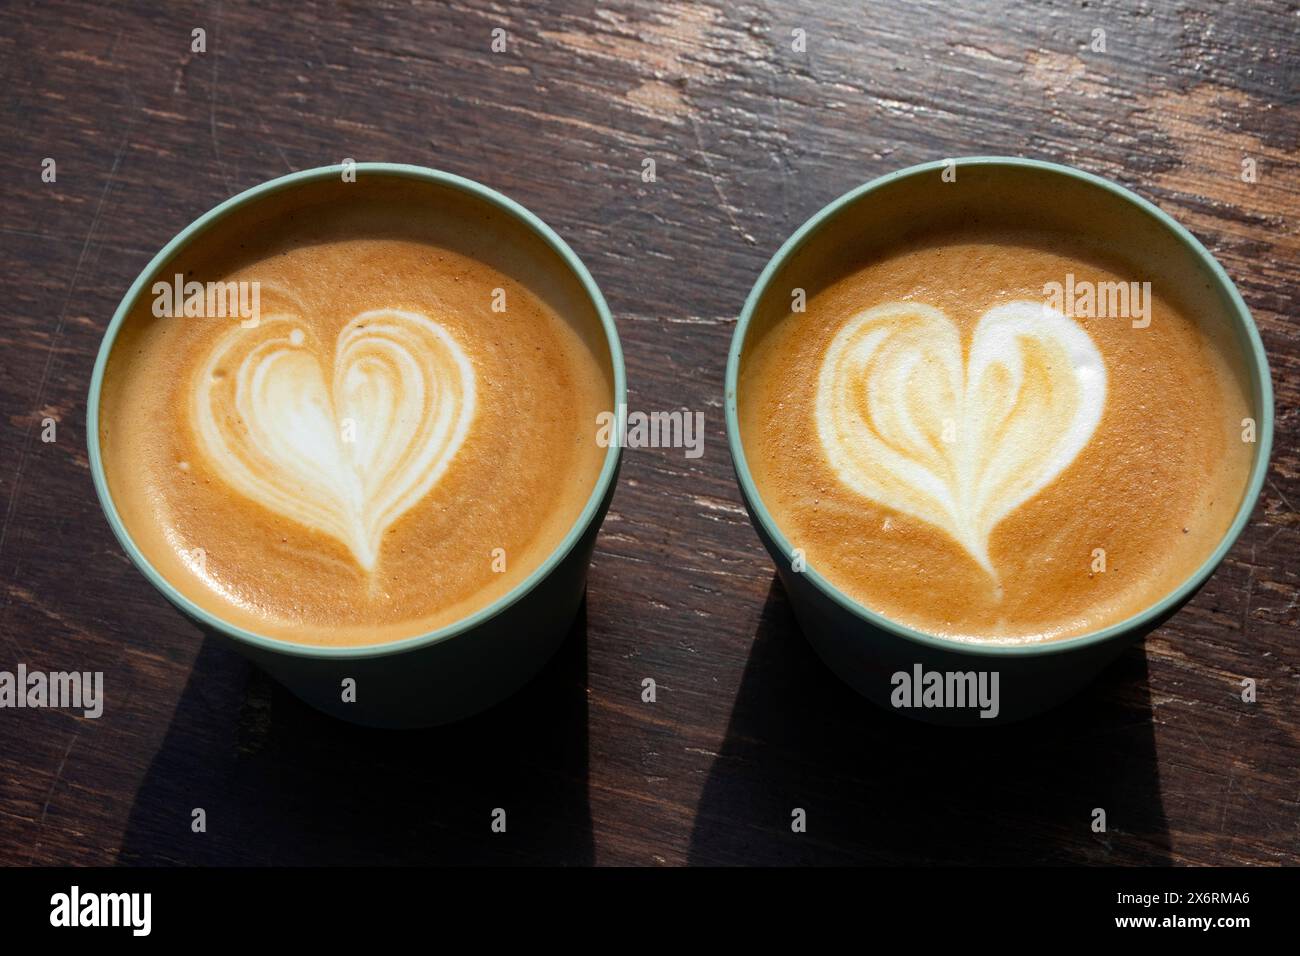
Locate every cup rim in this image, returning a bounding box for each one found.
[725,156,1275,658]
[87,162,626,661]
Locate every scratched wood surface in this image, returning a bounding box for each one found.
[0,0,1296,867]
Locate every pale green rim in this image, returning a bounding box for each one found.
[725,156,1275,658]
[87,163,626,661]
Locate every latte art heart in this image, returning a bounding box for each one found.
[192,309,476,571]
[815,300,1106,577]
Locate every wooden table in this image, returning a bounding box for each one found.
[1,0,1295,866]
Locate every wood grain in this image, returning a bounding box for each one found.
[0,0,1296,866]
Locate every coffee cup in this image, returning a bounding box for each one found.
[88,164,624,728]
[725,157,1273,724]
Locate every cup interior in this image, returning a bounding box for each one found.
[727,157,1273,657]
[88,164,625,660]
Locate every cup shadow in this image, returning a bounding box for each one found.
[118,603,592,865]
[688,577,1171,865]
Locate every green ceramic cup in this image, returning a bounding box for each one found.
[88,164,625,728]
[725,157,1274,725]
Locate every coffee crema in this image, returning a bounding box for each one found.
[100,187,610,647]
[739,226,1253,643]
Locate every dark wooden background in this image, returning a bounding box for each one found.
[0,0,1296,866]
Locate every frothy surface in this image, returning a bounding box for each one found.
[740,228,1254,643]
[100,193,610,646]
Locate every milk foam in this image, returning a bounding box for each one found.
[815,300,1106,577]
[192,309,476,571]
